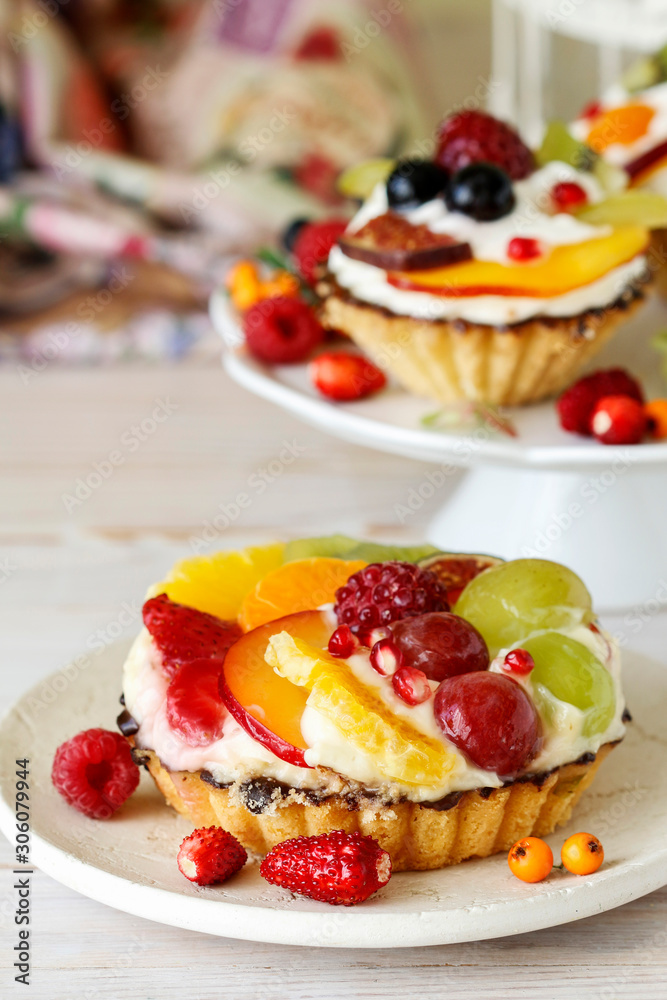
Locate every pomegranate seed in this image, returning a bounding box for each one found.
[328,625,359,659]
[507,237,543,261]
[370,638,403,676]
[502,648,535,676]
[358,625,392,648]
[580,100,603,120]
[392,665,431,705]
[551,181,588,213]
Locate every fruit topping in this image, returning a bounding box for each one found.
[337,158,396,201]
[293,218,349,283]
[645,399,667,439]
[243,296,324,365]
[435,110,534,180]
[52,728,140,819]
[507,237,543,262]
[390,612,489,682]
[310,351,387,402]
[259,830,391,906]
[560,832,604,876]
[418,553,502,605]
[557,368,644,436]
[391,664,431,705]
[576,190,667,228]
[226,260,299,312]
[521,632,615,737]
[166,658,227,746]
[359,625,392,648]
[239,557,367,632]
[283,535,441,566]
[625,139,667,182]
[551,181,588,213]
[586,103,655,153]
[177,826,247,886]
[591,395,647,445]
[267,631,457,785]
[369,636,403,676]
[453,558,593,658]
[142,594,242,679]
[502,648,535,676]
[328,624,359,658]
[386,158,450,210]
[434,672,542,777]
[281,217,309,253]
[334,561,449,634]
[536,121,597,172]
[294,26,341,61]
[338,212,472,271]
[444,163,515,222]
[220,610,333,766]
[508,837,553,883]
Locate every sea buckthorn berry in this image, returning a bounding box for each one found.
[328,625,359,659]
[370,637,403,676]
[226,260,262,311]
[561,832,604,875]
[508,837,554,883]
[392,664,431,705]
[551,181,588,213]
[502,648,535,675]
[507,237,543,261]
[645,399,667,439]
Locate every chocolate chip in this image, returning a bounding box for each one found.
[117,710,139,737]
[239,777,288,814]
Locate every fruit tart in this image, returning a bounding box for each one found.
[319,110,652,407]
[119,537,627,872]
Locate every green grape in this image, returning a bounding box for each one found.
[453,558,593,657]
[535,121,597,171]
[522,632,616,737]
[284,536,442,564]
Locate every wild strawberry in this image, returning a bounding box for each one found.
[551,181,588,213]
[391,664,431,705]
[259,830,391,905]
[243,296,324,365]
[177,826,247,886]
[507,237,542,261]
[142,594,242,679]
[166,658,227,746]
[310,351,386,401]
[52,728,139,819]
[435,110,534,180]
[334,561,448,634]
[293,218,348,283]
[591,395,646,445]
[557,368,644,435]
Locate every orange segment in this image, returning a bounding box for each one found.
[239,557,367,631]
[587,103,655,152]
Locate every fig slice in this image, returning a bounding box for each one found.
[418,553,503,605]
[338,212,472,271]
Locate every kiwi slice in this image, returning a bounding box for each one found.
[576,190,667,228]
[536,121,597,172]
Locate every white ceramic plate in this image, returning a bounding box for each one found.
[210,290,667,471]
[1,641,666,948]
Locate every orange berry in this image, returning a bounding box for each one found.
[508,837,553,883]
[227,260,262,310]
[260,270,300,300]
[561,832,604,875]
[645,399,667,439]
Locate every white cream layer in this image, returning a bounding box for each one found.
[328,161,646,325]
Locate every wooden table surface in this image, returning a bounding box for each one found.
[1,364,666,999]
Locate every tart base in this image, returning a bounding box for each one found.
[320,287,646,406]
[134,743,616,872]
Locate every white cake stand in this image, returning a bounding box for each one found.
[210,291,667,612]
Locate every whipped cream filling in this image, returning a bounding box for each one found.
[123,616,626,805]
[328,161,646,325]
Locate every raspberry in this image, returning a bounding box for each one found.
[557,368,644,436]
[243,296,324,364]
[435,110,534,180]
[310,351,387,401]
[551,181,588,213]
[167,658,227,746]
[507,237,542,261]
[52,728,139,819]
[391,664,431,705]
[259,830,391,905]
[591,395,647,445]
[293,218,348,283]
[177,826,247,886]
[143,594,242,679]
[334,561,449,634]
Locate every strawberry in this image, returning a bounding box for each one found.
[557,368,644,436]
[310,351,386,402]
[259,830,392,905]
[166,658,227,746]
[293,218,348,283]
[177,826,247,886]
[142,594,242,679]
[591,395,647,445]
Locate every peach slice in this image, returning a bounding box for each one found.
[219,610,333,767]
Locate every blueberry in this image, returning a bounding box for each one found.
[445,163,515,222]
[386,159,449,210]
[281,217,309,253]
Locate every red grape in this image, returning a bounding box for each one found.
[433,672,541,776]
[390,612,489,682]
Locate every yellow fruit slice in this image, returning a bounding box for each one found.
[587,103,655,152]
[266,632,457,787]
[337,158,396,200]
[389,226,648,297]
[147,543,285,620]
[239,557,367,632]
